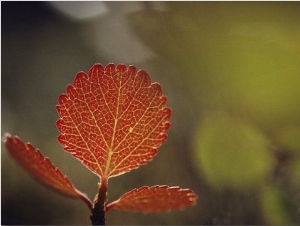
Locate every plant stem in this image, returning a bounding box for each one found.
[90,177,108,225]
[90,202,105,225]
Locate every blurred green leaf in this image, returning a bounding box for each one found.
[275,126,300,154]
[260,185,294,225]
[289,157,300,194]
[192,111,273,190]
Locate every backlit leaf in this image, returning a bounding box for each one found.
[56,63,171,179]
[3,133,92,209]
[105,185,197,213]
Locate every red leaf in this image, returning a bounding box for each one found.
[105,185,198,213]
[3,133,93,209]
[56,63,171,179]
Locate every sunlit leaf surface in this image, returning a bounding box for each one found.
[56,63,171,179]
[105,185,197,213]
[3,133,92,208]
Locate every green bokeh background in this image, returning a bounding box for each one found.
[2,2,300,225]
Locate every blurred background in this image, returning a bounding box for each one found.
[2,1,300,225]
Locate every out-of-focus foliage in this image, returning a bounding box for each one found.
[260,184,294,225]
[192,111,272,190]
[276,126,300,153]
[2,2,300,225]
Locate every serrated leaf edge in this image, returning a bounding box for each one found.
[3,133,93,209]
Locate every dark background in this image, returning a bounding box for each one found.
[2,1,300,225]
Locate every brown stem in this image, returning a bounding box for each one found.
[90,177,108,225]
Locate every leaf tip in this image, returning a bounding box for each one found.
[2,132,11,143]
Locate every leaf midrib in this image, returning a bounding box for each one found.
[104,71,122,177]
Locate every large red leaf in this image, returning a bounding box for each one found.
[3,133,92,209]
[56,63,171,179]
[105,185,198,213]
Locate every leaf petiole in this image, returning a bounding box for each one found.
[90,177,108,225]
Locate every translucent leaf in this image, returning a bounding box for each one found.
[105,185,197,213]
[56,63,171,179]
[3,133,92,209]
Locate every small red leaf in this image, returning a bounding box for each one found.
[56,63,171,179]
[3,133,92,209]
[105,185,198,213]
